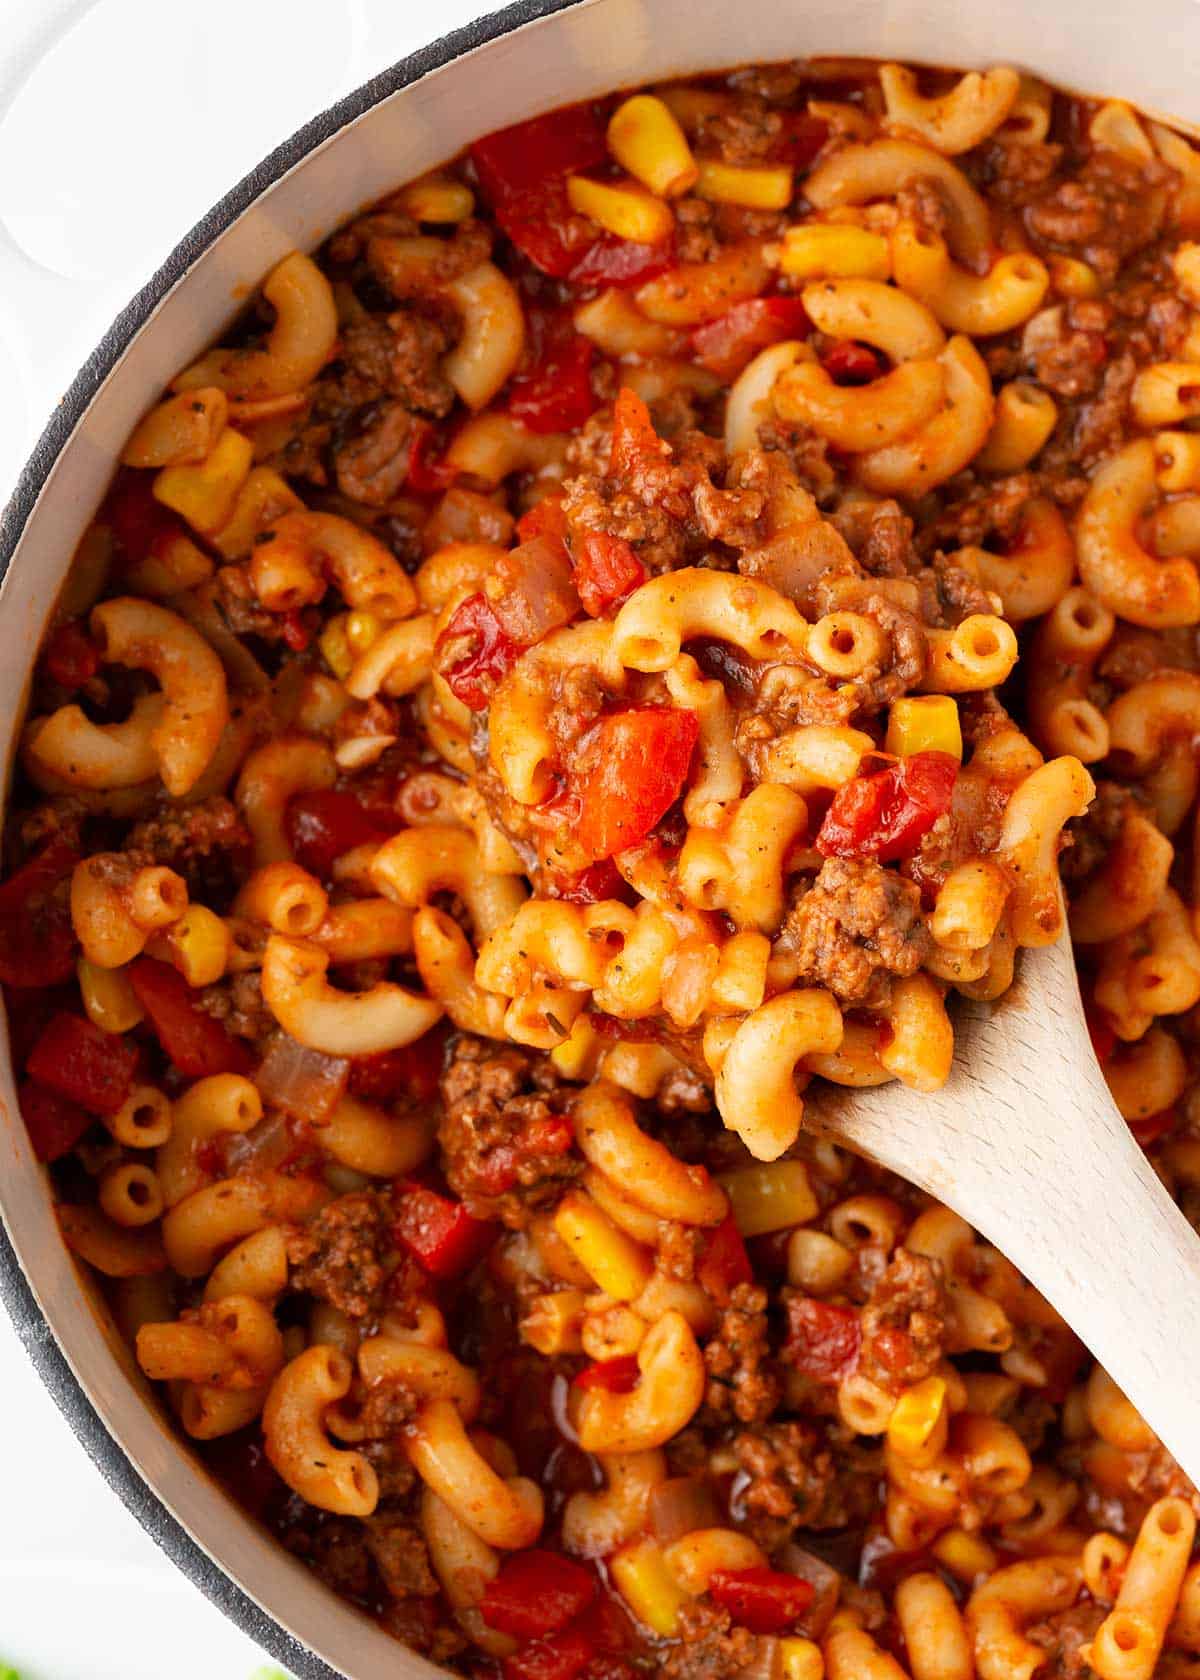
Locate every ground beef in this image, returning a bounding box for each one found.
[895,178,951,241]
[356,1376,421,1440]
[288,1190,391,1321]
[1026,1602,1106,1679]
[704,1283,781,1424]
[1126,1443,1200,1515]
[1067,351,1138,469]
[658,1222,702,1281]
[125,796,249,870]
[438,1035,582,1227]
[1024,150,1175,281]
[198,971,274,1041]
[919,472,1035,557]
[1059,780,1136,885]
[281,1506,374,1603]
[1024,302,1109,399]
[364,1510,439,1600]
[339,313,455,417]
[366,218,492,297]
[335,400,421,506]
[213,563,295,640]
[726,1417,873,1545]
[775,859,930,1007]
[660,1602,768,1680]
[697,97,785,164]
[981,138,1064,200]
[858,1248,948,1391]
[656,1063,716,1115]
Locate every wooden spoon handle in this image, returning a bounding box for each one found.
[811,936,1200,1485]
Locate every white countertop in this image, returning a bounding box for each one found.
[0,0,493,1670]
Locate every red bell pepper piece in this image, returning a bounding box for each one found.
[574,1355,640,1394]
[348,1023,448,1106]
[610,387,666,476]
[19,1078,94,1163]
[502,1628,597,1680]
[573,707,699,863]
[127,957,252,1079]
[816,751,958,863]
[568,236,675,289]
[285,790,400,880]
[435,590,523,712]
[572,533,646,617]
[481,1550,597,1638]
[708,1567,815,1634]
[821,339,884,385]
[509,313,598,435]
[42,620,101,689]
[697,1211,754,1305]
[1085,1004,1116,1067]
[105,469,184,561]
[692,296,812,380]
[26,1011,138,1116]
[473,1114,574,1197]
[784,1297,861,1384]
[517,497,569,547]
[472,104,609,201]
[0,836,80,988]
[394,1182,498,1279]
[544,858,631,905]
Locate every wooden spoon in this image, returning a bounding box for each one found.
[804,932,1200,1484]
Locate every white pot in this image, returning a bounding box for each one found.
[0,2,1195,1674]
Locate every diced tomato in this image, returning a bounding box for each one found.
[517,496,569,547]
[544,858,632,905]
[127,957,252,1079]
[872,1326,915,1377]
[472,105,609,202]
[771,111,830,171]
[406,420,458,493]
[816,751,958,863]
[25,1011,138,1116]
[1085,1005,1116,1067]
[0,836,79,988]
[697,1212,754,1304]
[503,1628,596,1680]
[573,707,699,863]
[692,296,813,380]
[574,1355,640,1393]
[481,1551,597,1639]
[19,1078,94,1163]
[348,1023,448,1105]
[610,387,665,476]
[435,590,523,712]
[509,313,598,435]
[42,620,101,689]
[567,235,675,290]
[784,1297,861,1384]
[474,1114,574,1197]
[105,469,183,562]
[1130,1108,1178,1149]
[279,609,312,652]
[709,1567,815,1634]
[394,1181,498,1279]
[821,339,884,385]
[573,533,646,617]
[285,789,399,880]
[472,107,673,288]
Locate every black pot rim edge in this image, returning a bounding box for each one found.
[0,1,584,1672]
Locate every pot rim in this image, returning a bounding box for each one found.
[0,1,585,1670]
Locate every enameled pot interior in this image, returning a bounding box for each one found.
[2,0,1199,1673]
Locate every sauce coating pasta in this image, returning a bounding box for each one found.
[9,55,1200,1680]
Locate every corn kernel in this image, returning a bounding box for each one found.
[566,174,675,245]
[153,427,254,535]
[553,1192,655,1301]
[774,222,890,281]
[551,1015,602,1080]
[77,959,144,1034]
[520,1289,587,1355]
[607,94,698,198]
[320,615,353,680]
[719,1161,818,1237]
[1048,254,1099,298]
[346,609,382,654]
[168,905,231,987]
[780,1638,825,1680]
[887,1375,947,1462]
[397,176,475,223]
[695,158,794,211]
[931,1526,997,1583]
[611,1537,688,1636]
[885,695,963,761]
